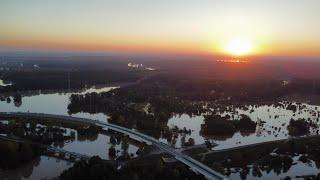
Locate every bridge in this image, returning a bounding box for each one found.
[47,146,91,161]
[0,134,90,161]
[0,112,227,180]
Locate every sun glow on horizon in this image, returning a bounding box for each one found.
[1,1,320,57]
[223,37,253,56]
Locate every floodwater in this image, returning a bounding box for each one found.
[0,79,12,87]
[213,103,320,150]
[0,87,119,122]
[1,88,320,179]
[0,86,139,159]
[0,121,140,179]
[1,90,319,150]
[74,86,119,95]
[0,87,119,179]
[62,130,139,160]
[160,114,205,148]
[0,156,73,180]
[166,103,320,150]
[229,155,320,179]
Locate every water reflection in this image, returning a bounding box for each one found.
[213,103,319,150]
[1,89,320,151]
[160,114,205,148]
[1,88,320,179]
[75,86,119,95]
[0,120,140,179]
[229,155,320,179]
[0,87,119,122]
[0,80,12,87]
[163,102,320,149]
[62,132,139,160]
[0,156,72,180]
[0,87,123,179]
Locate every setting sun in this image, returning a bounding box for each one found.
[224,38,253,56]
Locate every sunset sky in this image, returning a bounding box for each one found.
[1,0,319,57]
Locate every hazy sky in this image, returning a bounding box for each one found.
[0,0,319,57]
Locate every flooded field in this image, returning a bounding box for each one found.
[166,103,320,149]
[61,131,139,160]
[0,88,117,122]
[1,87,320,179]
[228,155,320,180]
[1,89,320,150]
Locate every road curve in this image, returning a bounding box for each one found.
[0,112,227,180]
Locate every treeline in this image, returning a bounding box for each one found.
[0,120,75,145]
[200,114,256,137]
[67,74,319,141]
[0,69,146,93]
[0,140,44,169]
[0,119,104,146]
[200,136,320,179]
[287,118,318,136]
[60,156,205,180]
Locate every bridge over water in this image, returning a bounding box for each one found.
[0,112,227,180]
[0,134,90,161]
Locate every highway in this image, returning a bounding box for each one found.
[200,133,320,160]
[0,112,227,180]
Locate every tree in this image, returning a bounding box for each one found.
[187,138,195,146]
[205,140,213,149]
[121,136,129,152]
[108,147,116,159]
[155,159,164,173]
[110,135,117,145]
[19,143,34,162]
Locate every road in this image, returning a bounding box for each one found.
[178,143,212,152]
[199,134,320,162]
[201,138,288,157]
[0,112,227,180]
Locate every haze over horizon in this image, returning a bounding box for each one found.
[2,2,320,179]
[1,0,320,59]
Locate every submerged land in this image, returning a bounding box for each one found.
[1,56,320,179]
